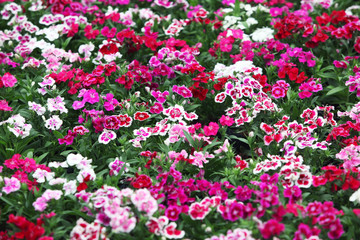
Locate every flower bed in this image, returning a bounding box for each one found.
[1,0,360,239]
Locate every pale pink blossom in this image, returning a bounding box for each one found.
[33,197,48,211]
[2,177,20,194]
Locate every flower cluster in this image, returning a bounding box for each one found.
[1,0,360,239]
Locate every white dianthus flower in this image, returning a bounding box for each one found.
[250,27,274,42]
[28,101,46,115]
[44,115,63,130]
[350,188,360,204]
[63,180,77,196]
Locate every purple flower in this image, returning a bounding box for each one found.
[83,89,99,104]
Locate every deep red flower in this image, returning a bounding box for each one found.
[0,231,12,240]
[312,31,329,42]
[131,174,152,188]
[287,67,298,81]
[190,86,208,101]
[77,182,88,192]
[342,175,360,191]
[143,36,159,51]
[103,62,117,77]
[296,72,308,83]
[99,43,118,55]
[355,37,360,54]
[316,13,331,25]
[7,214,48,240]
[330,10,346,25]
[312,175,328,187]
[305,40,319,48]
[115,73,134,90]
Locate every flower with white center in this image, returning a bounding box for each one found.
[44,115,63,130]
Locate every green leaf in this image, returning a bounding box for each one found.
[229,135,249,144]
[202,140,223,152]
[62,37,73,49]
[310,96,319,106]
[182,130,196,147]
[60,150,75,157]
[317,72,337,80]
[25,150,33,158]
[326,86,347,96]
[302,192,311,200]
[0,196,18,206]
[185,104,201,111]
[319,65,335,72]
[53,130,64,139]
[62,210,92,220]
[36,152,49,162]
[234,0,241,15]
